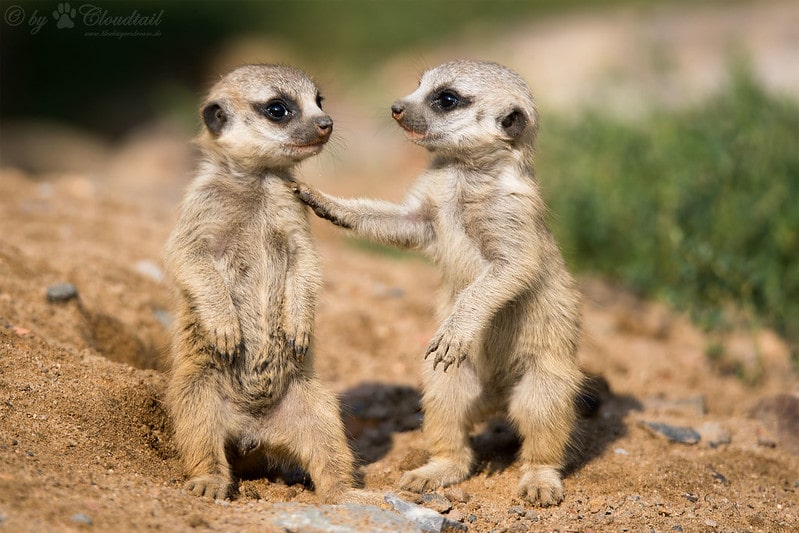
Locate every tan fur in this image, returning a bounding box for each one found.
[163,64,361,503]
[294,60,583,506]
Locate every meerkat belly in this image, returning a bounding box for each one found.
[224,232,300,409]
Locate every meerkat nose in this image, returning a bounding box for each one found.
[391,103,405,120]
[315,116,333,135]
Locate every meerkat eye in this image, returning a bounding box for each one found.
[439,92,459,109]
[265,102,289,120]
[253,100,292,122]
[431,90,466,112]
[315,93,324,110]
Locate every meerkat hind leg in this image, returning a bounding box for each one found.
[169,367,234,500]
[400,363,483,492]
[259,377,358,504]
[508,364,578,506]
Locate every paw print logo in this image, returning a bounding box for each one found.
[53,2,76,29]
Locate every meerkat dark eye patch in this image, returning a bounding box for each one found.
[429,89,471,113]
[501,108,528,140]
[202,102,227,136]
[252,99,295,123]
[315,92,324,110]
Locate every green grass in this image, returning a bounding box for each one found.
[537,63,799,354]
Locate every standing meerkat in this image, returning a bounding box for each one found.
[294,60,583,506]
[163,64,359,503]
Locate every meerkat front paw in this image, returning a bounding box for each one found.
[517,466,564,507]
[292,183,352,229]
[204,314,241,362]
[425,327,471,371]
[399,458,471,492]
[283,324,311,362]
[185,475,233,500]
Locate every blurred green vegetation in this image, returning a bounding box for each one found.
[538,62,799,354]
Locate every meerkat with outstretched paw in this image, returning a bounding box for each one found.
[163,64,362,503]
[294,60,583,506]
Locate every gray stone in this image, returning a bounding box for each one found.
[643,395,706,417]
[697,421,731,448]
[639,421,700,444]
[70,513,93,525]
[262,502,422,533]
[46,283,78,303]
[385,492,467,532]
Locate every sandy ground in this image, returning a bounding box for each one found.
[2,2,799,531]
[1,151,798,532]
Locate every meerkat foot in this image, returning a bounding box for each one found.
[399,458,471,493]
[184,474,233,500]
[516,466,563,507]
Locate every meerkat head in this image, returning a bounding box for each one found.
[198,64,332,170]
[390,60,538,161]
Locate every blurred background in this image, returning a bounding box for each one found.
[1,0,798,362]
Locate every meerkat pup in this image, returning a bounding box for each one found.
[163,64,359,503]
[294,60,583,506]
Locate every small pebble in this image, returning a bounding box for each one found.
[643,395,706,417]
[613,447,629,455]
[71,513,93,525]
[421,492,452,513]
[709,468,728,484]
[639,420,700,444]
[443,487,470,503]
[46,283,78,303]
[134,260,164,282]
[697,421,731,448]
[447,509,464,522]
[508,505,526,517]
[152,309,173,329]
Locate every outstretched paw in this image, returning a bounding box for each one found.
[425,328,470,371]
[291,183,352,229]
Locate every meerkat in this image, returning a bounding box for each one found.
[163,64,359,503]
[293,60,583,506]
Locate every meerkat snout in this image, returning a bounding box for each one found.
[315,116,333,136]
[391,102,405,120]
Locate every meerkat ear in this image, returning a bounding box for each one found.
[202,102,228,135]
[500,108,528,140]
